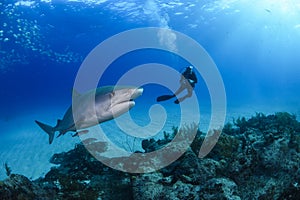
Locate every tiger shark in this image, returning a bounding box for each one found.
[35,86,143,144]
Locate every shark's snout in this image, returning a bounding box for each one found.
[131,87,143,100]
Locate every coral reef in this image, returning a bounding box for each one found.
[0,174,55,200]
[1,112,300,199]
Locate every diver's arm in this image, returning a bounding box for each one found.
[192,72,198,83]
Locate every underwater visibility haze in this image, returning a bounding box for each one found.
[1,0,300,199]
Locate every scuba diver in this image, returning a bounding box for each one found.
[157,66,197,104]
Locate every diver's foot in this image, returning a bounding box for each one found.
[174,97,186,104]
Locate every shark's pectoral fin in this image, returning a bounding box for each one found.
[72,130,89,137]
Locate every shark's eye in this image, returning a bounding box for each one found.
[110,91,115,97]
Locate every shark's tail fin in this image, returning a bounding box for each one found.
[35,120,55,144]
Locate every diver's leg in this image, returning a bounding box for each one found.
[172,85,185,103]
[157,83,185,102]
[174,85,193,104]
[174,84,185,96]
[175,95,189,104]
[186,85,193,97]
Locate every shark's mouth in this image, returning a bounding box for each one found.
[116,99,135,106]
[110,87,143,111]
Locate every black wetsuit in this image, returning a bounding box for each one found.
[182,69,197,88]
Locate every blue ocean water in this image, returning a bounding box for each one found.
[0,0,300,180]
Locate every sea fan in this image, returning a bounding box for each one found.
[4,162,12,177]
